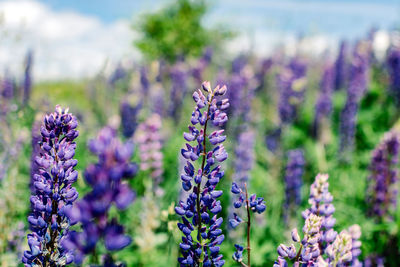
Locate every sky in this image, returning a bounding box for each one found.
[0,0,399,80]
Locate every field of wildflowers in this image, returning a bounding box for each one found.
[1,3,400,266]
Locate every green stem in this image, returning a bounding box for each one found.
[196,93,213,266]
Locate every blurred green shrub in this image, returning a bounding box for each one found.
[134,0,233,62]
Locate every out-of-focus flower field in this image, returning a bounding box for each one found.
[1,1,400,267]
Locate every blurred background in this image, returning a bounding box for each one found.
[1,0,400,266]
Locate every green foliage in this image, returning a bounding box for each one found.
[134,0,232,62]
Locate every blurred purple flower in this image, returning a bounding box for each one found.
[367,130,400,221]
[120,100,142,139]
[339,44,369,155]
[169,62,189,121]
[233,130,255,184]
[313,63,334,137]
[334,40,348,91]
[277,57,307,125]
[23,50,33,105]
[136,114,164,192]
[386,46,400,105]
[283,149,305,222]
[63,127,138,265]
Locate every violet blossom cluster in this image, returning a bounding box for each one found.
[277,58,307,125]
[136,113,164,191]
[386,46,400,105]
[23,105,79,266]
[174,81,229,267]
[63,127,138,265]
[283,149,305,222]
[367,130,400,221]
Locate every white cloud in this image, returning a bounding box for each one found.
[0,0,137,81]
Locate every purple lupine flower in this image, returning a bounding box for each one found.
[302,174,337,252]
[63,127,138,265]
[120,99,142,139]
[339,44,369,155]
[23,105,79,266]
[334,40,348,91]
[175,81,229,267]
[169,62,189,121]
[275,213,323,266]
[23,50,33,105]
[136,114,164,193]
[347,224,362,267]
[277,57,307,125]
[366,130,400,221]
[230,182,266,266]
[233,130,255,184]
[313,63,334,138]
[283,149,305,222]
[386,46,400,105]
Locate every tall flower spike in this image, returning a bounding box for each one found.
[23,105,79,266]
[63,127,138,265]
[283,149,305,223]
[366,130,400,221]
[175,81,229,267]
[230,182,266,267]
[302,174,337,252]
